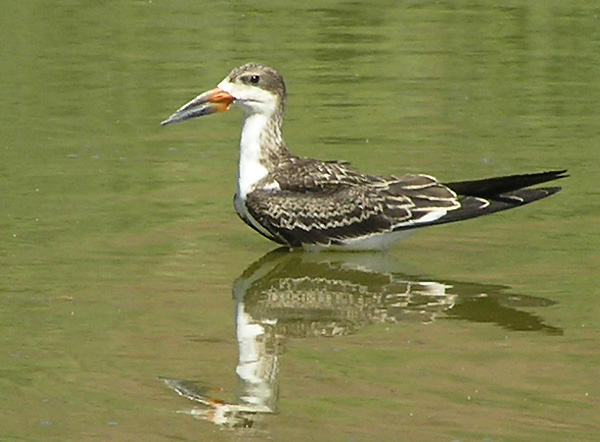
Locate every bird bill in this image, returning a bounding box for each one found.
[161,88,234,126]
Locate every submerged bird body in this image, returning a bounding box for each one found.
[162,63,566,251]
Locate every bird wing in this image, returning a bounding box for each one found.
[244,159,566,248]
[244,170,461,247]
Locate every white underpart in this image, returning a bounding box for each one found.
[218,78,281,238]
[303,209,448,252]
[303,230,414,252]
[218,78,276,201]
[232,114,275,238]
[236,112,270,199]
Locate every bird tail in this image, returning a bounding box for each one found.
[423,169,568,226]
[444,169,568,198]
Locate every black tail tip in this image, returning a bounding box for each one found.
[549,169,569,180]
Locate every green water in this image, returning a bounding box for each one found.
[1,1,598,441]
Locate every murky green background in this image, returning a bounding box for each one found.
[1,1,599,441]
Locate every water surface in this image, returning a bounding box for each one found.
[1,1,598,441]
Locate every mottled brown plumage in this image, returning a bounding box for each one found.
[162,63,567,251]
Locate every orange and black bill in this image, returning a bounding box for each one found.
[161,88,235,126]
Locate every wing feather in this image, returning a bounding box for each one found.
[238,158,565,248]
[243,162,462,247]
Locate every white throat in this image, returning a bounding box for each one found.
[237,112,270,200]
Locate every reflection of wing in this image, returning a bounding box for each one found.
[162,250,563,428]
[236,249,563,336]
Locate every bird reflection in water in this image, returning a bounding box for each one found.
[161,249,561,428]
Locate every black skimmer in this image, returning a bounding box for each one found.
[161,63,567,251]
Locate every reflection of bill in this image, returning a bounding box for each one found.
[161,249,561,428]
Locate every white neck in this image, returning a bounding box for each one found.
[237,113,270,199]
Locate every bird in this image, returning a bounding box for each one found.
[161,63,567,251]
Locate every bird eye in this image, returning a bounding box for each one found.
[249,75,260,84]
